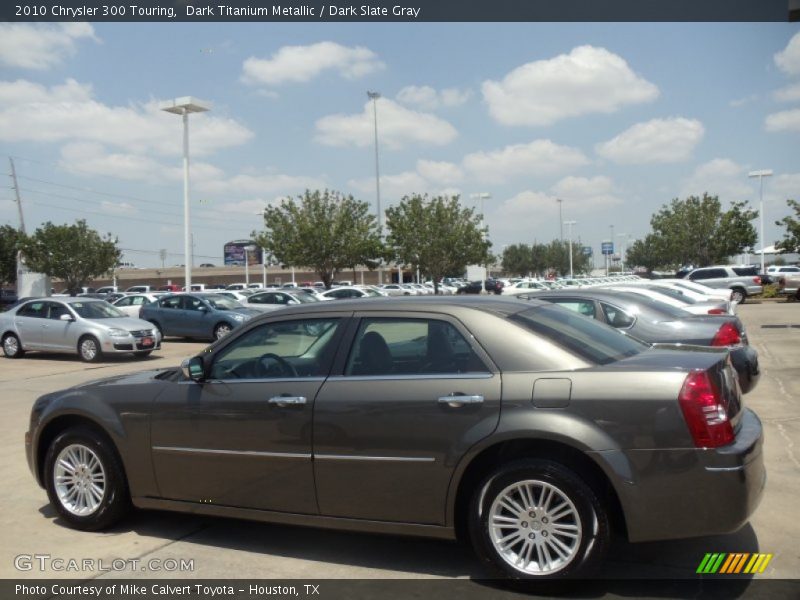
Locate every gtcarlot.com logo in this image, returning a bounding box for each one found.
[697,552,773,575]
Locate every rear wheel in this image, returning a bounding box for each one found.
[2,333,24,358]
[44,427,130,530]
[78,336,102,363]
[469,459,609,582]
[731,288,746,304]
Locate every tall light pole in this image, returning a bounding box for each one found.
[564,220,577,279]
[748,169,773,274]
[557,198,563,241]
[160,96,211,290]
[471,192,492,280]
[367,91,382,284]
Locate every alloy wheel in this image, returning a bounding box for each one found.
[53,444,106,516]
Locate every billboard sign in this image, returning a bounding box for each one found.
[582,246,593,256]
[223,240,262,266]
[601,241,614,256]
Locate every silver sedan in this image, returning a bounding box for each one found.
[1,297,162,362]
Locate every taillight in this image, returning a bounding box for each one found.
[678,371,734,448]
[711,322,741,346]
[707,308,726,315]
[753,276,761,285]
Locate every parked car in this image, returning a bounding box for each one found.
[226,283,249,290]
[125,285,155,293]
[484,278,504,295]
[112,293,161,319]
[605,285,732,316]
[1,288,19,309]
[95,286,118,295]
[199,263,216,268]
[25,297,765,582]
[683,266,763,303]
[502,280,551,296]
[777,272,800,299]
[318,286,384,300]
[140,293,260,340]
[520,289,760,394]
[157,284,182,293]
[1,297,160,361]
[244,290,320,312]
[766,265,800,275]
[647,278,732,302]
[380,283,414,296]
[455,281,483,294]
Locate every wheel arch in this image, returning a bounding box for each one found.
[450,437,628,544]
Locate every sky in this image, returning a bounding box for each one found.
[0,22,798,268]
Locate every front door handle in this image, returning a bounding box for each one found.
[268,396,307,407]
[437,394,484,408]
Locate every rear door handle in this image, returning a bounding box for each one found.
[437,394,484,408]
[268,396,307,407]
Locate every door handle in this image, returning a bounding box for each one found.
[268,396,307,407]
[437,394,484,408]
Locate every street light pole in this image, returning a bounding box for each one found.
[564,220,576,279]
[617,233,629,273]
[160,97,211,291]
[367,91,382,284]
[557,198,563,241]
[748,169,773,274]
[470,192,492,280]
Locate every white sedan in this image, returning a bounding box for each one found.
[112,293,162,319]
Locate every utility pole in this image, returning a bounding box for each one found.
[9,158,26,234]
[557,198,563,241]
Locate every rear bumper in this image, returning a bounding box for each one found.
[611,408,765,543]
[730,345,760,394]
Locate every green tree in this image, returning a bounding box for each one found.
[648,194,757,267]
[0,225,27,286]
[254,190,384,289]
[21,220,120,295]
[544,240,592,277]
[385,194,490,294]
[775,199,800,254]
[502,243,532,276]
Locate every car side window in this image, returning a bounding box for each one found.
[600,302,635,329]
[160,296,182,309]
[345,318,488,376]
[548,299,597,319]
[46,303,71,320]
[131,296,148,306]
[183,296,205,311]
[17,302,47,318]
[248,294,265,304]
[208,319,341,380]
[116,297,132,306]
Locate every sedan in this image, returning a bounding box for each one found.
[140,293,260,341]
[244,290,321,312]
[318,286,385,300]
[26,297,765,583]
[1,297,161,362]
[519,289,760,394]
[112,293,162,318]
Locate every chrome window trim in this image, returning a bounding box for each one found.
[326,372,493,382]
[206,376,327,384]
[152,446,310,459]
[315,454,435,463]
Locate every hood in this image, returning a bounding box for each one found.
[92,317,158,331]
[72,368,169,389]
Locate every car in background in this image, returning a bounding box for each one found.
[484,278,504,295]
[95,286,119,295]
[112,293,162,319]
[125,285,156,293]
[502,280,551,296]
[648,278,732,302]
[455,281,483,294]
[766,265,800,275]
[518,289,759,394]
[1,289,19,310]
[199,263,216,268]
[157,284,182,293]
[380,283,414,296]
[777,272,800,299]
[1,297,160,362]
[215,290,252,303]
[243,289,321,312]
[140,293,260,341]
[226,283,249,290]
[605,285,732,316]
[683,266,763,304]
[26,296,765,582]
[319,286,385,300]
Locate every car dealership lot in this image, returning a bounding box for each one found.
[1,303,798,583]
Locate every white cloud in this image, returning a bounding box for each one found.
[774,83,800,103]
[396,85,471,110]
[481,45,659,126]
[315,98,458,149]
[0,79,254,157]
[550,176,623,209]
[596,117,705,164]
[680,159,753,202]
[348,171,429,200]
[729,95,758,108]
[198,172,326,196]
[100,201,137,216]
[462,140,589,183]
[765,108,800,133]
[0,23,99,70]
[769,173,800,205]
[774,32,800,77]
[241,42,384,86]
[415,160,463,185]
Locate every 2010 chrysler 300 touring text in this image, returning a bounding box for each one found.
[25,297,765,582]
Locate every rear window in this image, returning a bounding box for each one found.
[732,266,758,276]
[509,305,648,366]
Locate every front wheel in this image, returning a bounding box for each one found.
[44,428,130,530]
[469,459,609,582]
[2,333,25,358]
[731,288,746,304]
[78,336,102,363]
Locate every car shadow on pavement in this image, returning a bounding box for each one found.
[40,505,767,595]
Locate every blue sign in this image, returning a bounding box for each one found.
[582,246,593,256]
[601,241,614,256]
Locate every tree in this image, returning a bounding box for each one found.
[0,225,27,286]
[775,199,800,254]
[502,244,532,276]
[254,190,384,289]
[385,194,490,294]
[625,234,666,273]
[647,194,757,268]
[544,240,592,276]
[21,220,120,295]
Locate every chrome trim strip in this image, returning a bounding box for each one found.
[207,377,326,384]
[314,454,435,463]
[152,446,310,459]
[326,373,493,382]
[704,465,745,472]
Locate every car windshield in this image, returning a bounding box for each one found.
[613,292,690,320]
[510,305,647,366]
[644,286,698,305]
[71,301,125,319]
[291,293,319,303]
[204,295,243,310]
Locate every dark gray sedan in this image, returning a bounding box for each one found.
[519,289,760,394]
[25,297,764,583]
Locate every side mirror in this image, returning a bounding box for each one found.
[59,313,75,322]
[198,305,208,312]
[181,356,205,381]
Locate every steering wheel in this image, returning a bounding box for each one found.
[256,353,298,378]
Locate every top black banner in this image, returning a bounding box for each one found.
[3,0,798,23]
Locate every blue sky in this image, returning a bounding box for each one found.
[0,22,798,267]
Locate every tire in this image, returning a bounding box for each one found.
[43,427,130,531]
[731,288,746,304]
[469,459,609,582]
[78,335,102,363]
[213,322,233,340]
[133,351,152,358]
[2,332,25,358]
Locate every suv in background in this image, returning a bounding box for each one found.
[0,289,18,310]
[683,266,763,303]
[484,278,504,295]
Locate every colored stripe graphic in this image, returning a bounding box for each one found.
[699,553,774,574]
[720,554,736,574]
[733,553,750,573]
